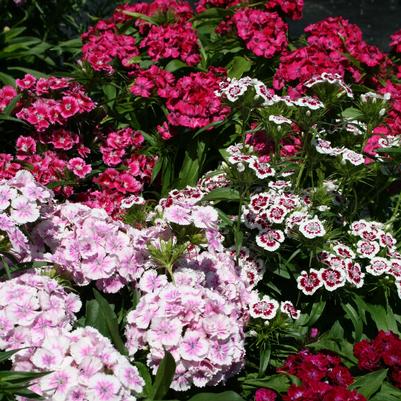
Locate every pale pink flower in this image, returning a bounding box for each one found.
[180,331,209,361]
[10,196,40,224]
[192,206,219,229]
[164,205,192,225]
[89,373,120,401]
[148,318,183,347]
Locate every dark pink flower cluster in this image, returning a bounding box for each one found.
[274,17,392,91]
[81,0,194,73]
[375,81,401,137]
[81,25,139,73]
[390,29,401,53]
[0,85,17,112]
[232,9,288,59]
[140,22,201,66]
[13,74,95,132]
[254,388,277,401]
[265,0,304,20]
[129,65,175,98]
[354,331,401,388]
[279,350,366,401]
[166,68,231,128]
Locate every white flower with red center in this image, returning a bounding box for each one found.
[249,159,276,179]
[250,294,279,320]
[314,138,338,155]
[342,149,364,166]
[327,256,346,270]
[285,211,308,232]
[319,268,346,291]
[389,259,401,280]
[366,257,391,276]
[295,96,324,110]
[356,240,380,259]
[249,193,270,212]
[297,269,323,295]
[333,244,355,259]
[120,195,145,209]
[350,220,369,235]
[379,233,396,249]
[268,180,291,190]
[256,229,285,252]
[268,115,292,125]
[345,261,364,288]
[280,301,300,320]
[266,205,287,224]
[278,195,298,211]
[360,229,379,242]
[299,218,326,239]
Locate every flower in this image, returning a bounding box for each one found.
[255,388,277,401]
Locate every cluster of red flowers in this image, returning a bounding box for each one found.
[166,68,231,129]
[81,0,197,73]
[14,74,95,131]
[0,74,155,217]
[274,17,391,92]
[140,22,201,66]
[278,350,366,401]
[265,0,304,20]
[354,331,401,388]
[232,9,288,59]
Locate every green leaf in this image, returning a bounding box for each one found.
[92,290,127,355]
[259,344,271,376]
[350,369,388,399]
[165,60,189,72]
[188,391,245,401]
[299,300,326,327]
[241,374,290,393]
[365,304,400,333]
[177,140,206,188]
[0,73,15,86]
[102,84,117,108]
[341,107,363,120]
[2,94,21,116]
[0,349,21,363]
[227,56,252,79]
[370,382,401,401]
[202,187,240,202]
[7,67,48,78]
[135,362,152,398]
[122,11,158,25]
[150,352,176,401]
[342,303,363,341]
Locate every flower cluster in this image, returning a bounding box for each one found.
[354,331,401,388]
[265,0,304,20]
[140,22,201,66]
[0,170,53,262]
[166,68,231,129]
[13,326,144,401]
[14,74,95,131]
[0,272,81,350]
[279,349,366,401]
[297,219,401,296]
[232,9,288,59]
[126,258,250,391]
[34,202,163,293]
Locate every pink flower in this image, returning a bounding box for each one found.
[68,158,92,178]
[164,205,192,225]
[16,136,36,154]
[192,206,218,229]
[180,331,209,361]
[59,96,80,118]
[149,318,183,347]
[16,74,37,90]
[89,373,121,401]
[255,388,277,401]
[10,196,40,224]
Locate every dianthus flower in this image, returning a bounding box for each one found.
[34,202,166,292]
[233,9,288,58]
[166,68,231,128]
[140,23,201,66]
[0,272,81,350]
[0,85,17,112]
[12,326,144,401]
[0,170,54,262]
[265,0,304,20]
[390,29,401,53]
[125,260,251,391]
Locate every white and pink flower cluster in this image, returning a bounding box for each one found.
[304,72,354,98]
[158,186,224,252]
[297,219,401,296]
[226,143,276,179]
[13,326,144,401]
[215,76,324,110]
[242,188,326,252]
[34,202,165,293]
[125,254,251,391]
[0,170,53,262]
[0,272,81,351]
